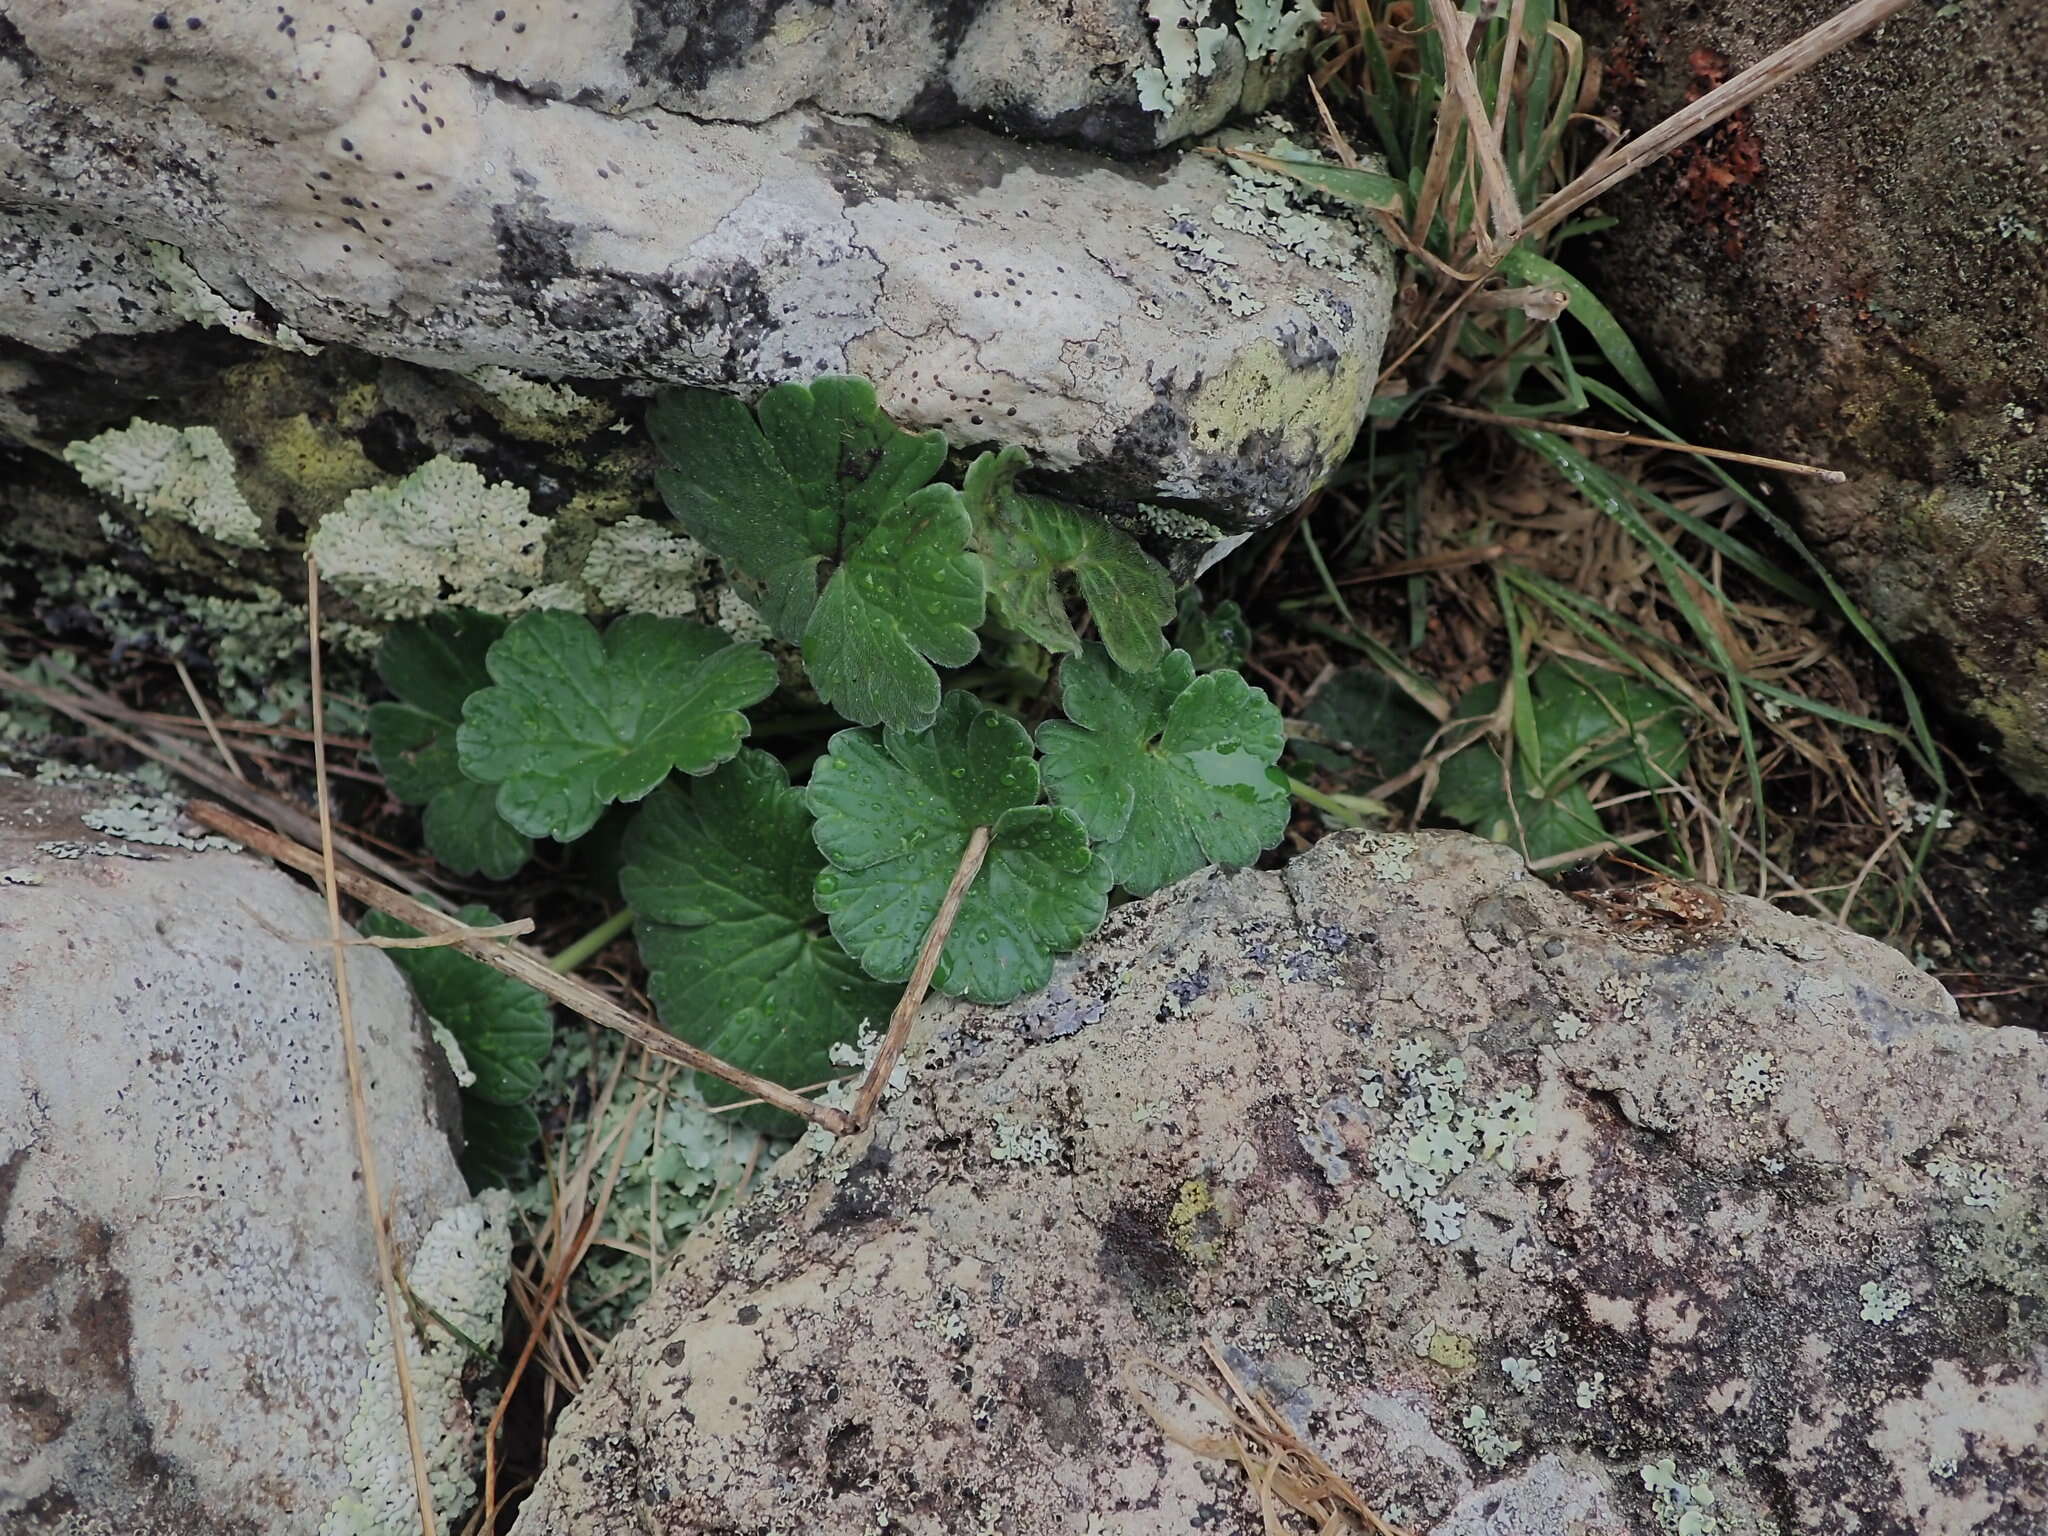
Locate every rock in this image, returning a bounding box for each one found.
[1574,1,2048,795]
[0,0,1392,528]
[0,775,513,1535]
[518,830,2047,1535]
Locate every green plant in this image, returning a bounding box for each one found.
[368,375,1293,1172]
[1243,0,1946,923]
[361,904,553,1189]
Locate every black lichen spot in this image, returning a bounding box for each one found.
[816,1141,894,1235]
[823,1420,875,1496]
[1097,1201,1189,1299]
[624,0,792,93]
[151,12,171,28]
[0,9,41,76]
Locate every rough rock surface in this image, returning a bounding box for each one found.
[0,776,509,1534]
[518,830,2047,1535]
[0,0,1391,527]
[1577,0,2048,795]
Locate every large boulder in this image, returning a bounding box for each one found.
[518,830,2046,1534]
[1576,1,2048,795]
[0,0,1391,532]
[0,776,512,1535]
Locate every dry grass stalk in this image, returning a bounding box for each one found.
[186,800,859,1134]
[1429,404,1848,482]
[0,662,431,895]
[849,824,991,1129]
[1521,0,1916,242]
[304,558,440,1536]
[171,657,247,781]
[1122,1340,1415,1536]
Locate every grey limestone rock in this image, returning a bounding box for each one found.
[0,776,512,1535]
[0,0,1389,528]
[517,829,2046,1534]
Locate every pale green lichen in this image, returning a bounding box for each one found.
[1351,831,1415,881]
[146,240,319,354]
[1501,1355,1544,1393]
[309,458,547,620]
[63,420,265,549]
[1552,1009,1590,1042]
[1236,0,1319,58]
[1134,0,1231,116]
[1858,1278,1912,1324]
[1308,1218,1381,1313]
[1211,137,1378,279]
[989,1117,1061,1166]
[1639,1457,1725,1536]
[1461,1404,1521,1469]
[320,1191,513,1536]
[463,366,614,441]
[512,1031,771,1336]
[79,793,239,852]
[1367,1039,1535,1246]
[1724,1051,1784,1112]
[1575,1372,1608,1408]
[1148,208,1264,316]
[580,517,716,618]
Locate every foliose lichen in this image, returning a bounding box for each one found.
[320,1191,514,1536]
[63,419,265,549]
[308,457,548,620]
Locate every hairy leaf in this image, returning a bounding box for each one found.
[1038,646,1290,896]
[622,751,896,1127]
[456,611,776,843]
[649,377,984,731]
[964,445,1173,673]
[367,612,533,879]
[807,692,1111,1004]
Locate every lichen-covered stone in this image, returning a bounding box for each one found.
[0,0,1393,527]
[1577,1,2048,799]
[0,776,509,1533]
[516,830,2046,1535]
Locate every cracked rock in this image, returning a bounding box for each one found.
[0,0,1393,526]
[517,830,2046,1535]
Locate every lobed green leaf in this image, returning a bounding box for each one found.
[964,445,1174,673]
[1038,646,1290,896]
[622,751,896,1128]
[649,377,984,731]
[367,612,533,880]
[807,692,1111,1004]
[456,610,776,843]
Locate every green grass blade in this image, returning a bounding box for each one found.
[1582,382,1943,785]
[1498,247,1667,411]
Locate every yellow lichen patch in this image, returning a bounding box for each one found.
[1167,1177,1228,1265]
[1181,334,1368,490]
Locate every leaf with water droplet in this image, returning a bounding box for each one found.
[368,612,534,879]
[456,610,776,843]
[648,376,984,731]
[1038,644,1290,896]
[624,750,896,1129]
[964,445,1174,673]
[807,692,1111,1004]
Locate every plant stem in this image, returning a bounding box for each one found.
[1288,776,1393,828]
[550,906,636,974]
